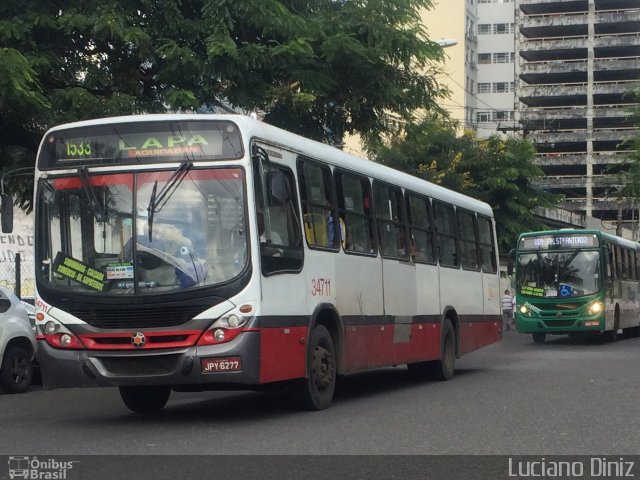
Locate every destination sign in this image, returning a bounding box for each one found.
[38,120,243,169]
[520,234,598,250]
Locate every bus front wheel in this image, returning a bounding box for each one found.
[119,385,171,413]
[295,325,336,411]
[532,332,546,344]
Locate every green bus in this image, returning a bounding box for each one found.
[511,229,640,344]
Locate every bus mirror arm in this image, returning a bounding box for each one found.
[507,249,515,276]
[1,194,13,233]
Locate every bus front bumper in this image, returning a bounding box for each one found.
[516,315,603,334]
[38,331,262,390]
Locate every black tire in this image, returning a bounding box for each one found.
[606,312,620,342]
[119,386,171,413]
[408,318,456,381]
[0,345,33,394]
[532,332,546,344]
[295,325,336,411]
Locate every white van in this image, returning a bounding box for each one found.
[0,286,37,393]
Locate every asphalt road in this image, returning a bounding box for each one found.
[2,330,639,456]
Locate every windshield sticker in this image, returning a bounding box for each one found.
[106,263,134,280]
[521,285,544,297]
[53,252,106,292]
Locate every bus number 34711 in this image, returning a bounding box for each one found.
[311,278,331,297]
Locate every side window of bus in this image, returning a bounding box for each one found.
[477,216,497,273]
[433,201,458,267]
[253,159,303,275]
[607,244,616,279]
[458,209,479,270]
[336,171,376,255]
[616,246,624,279]
[406,194,436,264]
[373,182,408,260]
[297,158,338,250]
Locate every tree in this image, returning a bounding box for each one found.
[1,0,448,210]
[374,116,560,253]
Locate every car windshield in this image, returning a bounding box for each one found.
[35,168,247,296]
[516,250,600,298]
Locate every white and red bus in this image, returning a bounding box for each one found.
[2,114,502,412]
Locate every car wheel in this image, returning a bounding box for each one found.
[0,345,34,394]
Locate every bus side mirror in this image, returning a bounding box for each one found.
[1,194,13,233]
[507,248,515,276]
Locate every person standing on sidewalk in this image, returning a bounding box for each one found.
[501,289,515,331]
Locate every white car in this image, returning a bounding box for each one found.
[0,286,37,393]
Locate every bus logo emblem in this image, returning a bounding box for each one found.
[131,332,146,348]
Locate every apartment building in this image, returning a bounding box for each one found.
[466,0,518,137]
[515,0,640,222]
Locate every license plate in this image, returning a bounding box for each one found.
[201,356,242,373]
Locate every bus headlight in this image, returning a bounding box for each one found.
[519,305,529,315]
[588,301,603,315]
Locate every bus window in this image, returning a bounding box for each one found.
[433,201,458,267]
[477,216,497,273]
[337,171,375,255]
[297,158,338,250]
[373,182,408,260]
[458,209,479,270]
[253,158,303,275]
[407,194,435,264]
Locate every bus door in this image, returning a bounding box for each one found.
[478,216,500,338]
[334,171,384,371]
[252,144,308,383]
[374,183,417,365]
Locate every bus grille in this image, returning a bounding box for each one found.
[67,305,208,329]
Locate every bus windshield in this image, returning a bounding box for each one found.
[35,168,247,296]
[516,250,600,298]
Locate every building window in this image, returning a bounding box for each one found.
[478,24,491,35]
[493,82,510,93]
[494,111,514,121]
[493,52,512,63]
[493,23,514,34]
[477,111,492,122]
[478,53,491,64]
[478,83,491,94]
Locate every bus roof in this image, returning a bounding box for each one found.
[518,228,640,250]
[42,114,494,218]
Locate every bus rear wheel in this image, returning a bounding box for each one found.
[119,386,171,413]
[295,325,336,411]
[532,332,546,344]
[408,318,455,381]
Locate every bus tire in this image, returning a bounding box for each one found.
[0,345,33,394]
[408,318,455,381]
[606,311,620,342]
[119,386,171,413]
[295,325,336,411]
[532,332,546,344]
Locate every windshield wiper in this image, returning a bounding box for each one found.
[146,161,193,241]
[78,167,107,222]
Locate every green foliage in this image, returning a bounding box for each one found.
[374,117,561,253]
[1,0,448,210]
